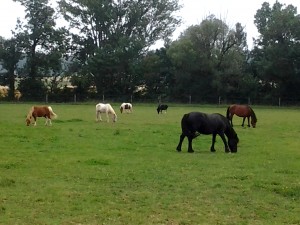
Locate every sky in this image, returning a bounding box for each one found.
[1,0,300,49]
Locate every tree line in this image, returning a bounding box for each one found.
[0,0,299,104]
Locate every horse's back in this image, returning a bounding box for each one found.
[32,106,49,116]
[229,104,252,117]
[182,112,227,135]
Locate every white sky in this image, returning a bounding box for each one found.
[0,0,300,49]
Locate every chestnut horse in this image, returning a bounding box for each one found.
[226,104,257,128]
[96,103,117,122]
[120,103,132,113]
[26,106,58,126]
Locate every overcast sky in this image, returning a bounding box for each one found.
[1,0,300,49]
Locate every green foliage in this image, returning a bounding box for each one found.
[252,1,300,98]
[0,104,300,224]
[18,78,47,101]
[13,0,68,78]
[59,0,181,96]
[167,15,250,101]
[0,38,23,99]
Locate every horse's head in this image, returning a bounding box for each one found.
[228,134,239,153]
[250,108,257,128]
[26,116,31,126]
[251,117,257,128]
[157,105,161,114]
[112,114,117,122]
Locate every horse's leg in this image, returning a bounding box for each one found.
[247,116,250,127]
[176,134,185,152]
[187,136,194,153]
[33,117,37,126]
[242,117,246,127]
[106,112,109,122]
[229,115,233,127]
[210,134,217,152]
[219,133,230,153]
[98,112,102,121]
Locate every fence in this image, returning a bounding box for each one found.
[3,92,300,107]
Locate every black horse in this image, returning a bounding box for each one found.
[157,104,168,114]
[176,112,239,153]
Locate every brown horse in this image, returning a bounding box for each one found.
[226,104,257,128]
[26,106,58,126]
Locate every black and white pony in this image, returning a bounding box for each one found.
[176,112,239,153]
[157,104,168,114]
[120,103,132,113]
[96,103,117,123]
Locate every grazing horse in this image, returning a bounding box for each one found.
[157,104,168,114]
[26,106,57,126]
[226,104,257,128]
[96,103,117,123]
[176,112,239,153]
[120,103,133,113]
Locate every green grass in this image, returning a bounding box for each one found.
[0,103,299,225]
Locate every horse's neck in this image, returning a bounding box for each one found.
[225,126,236,138]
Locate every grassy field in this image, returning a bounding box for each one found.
[0,103,299,225]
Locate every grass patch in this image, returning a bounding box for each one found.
[0,103,299,224]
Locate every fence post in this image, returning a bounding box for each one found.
[189,95,192,104]
[279,97,281,107]
[102,93,105,102]
[74,94,76,103]
[218,96,221,105]
[45,93,48,103]
[248,97,251,105]
[131,95,133,103]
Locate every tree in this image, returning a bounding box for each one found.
[167,15,251,102]
[13,0,69,100]
[252,1,300,99]
[58,0,181,97]
[136,47,174,100]
[0,37,23,100]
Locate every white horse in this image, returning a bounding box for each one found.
[120,103,133,113]
[96,103,117,122]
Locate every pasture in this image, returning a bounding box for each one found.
[0,103,299,225]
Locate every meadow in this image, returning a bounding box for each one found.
[0,103,299,225]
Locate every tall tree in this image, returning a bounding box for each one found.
[0,37,23,99]
[58,0,181,96]
[13,0,69,99]
[252,1,300,98]
[167,15,250,102]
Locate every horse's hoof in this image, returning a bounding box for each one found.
[188,150,194,153]
[211,149,216,153]
[176,147,181,152]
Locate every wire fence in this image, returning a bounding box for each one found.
[3,93,300,107]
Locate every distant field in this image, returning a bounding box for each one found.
[0,103,299,225]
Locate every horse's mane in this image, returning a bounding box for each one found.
[225,120,239,142]
[249,107,257,122]
[26,106,34,118]
[107,104,116,115]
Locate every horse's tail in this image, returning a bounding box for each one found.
[48,106,57,119]
[226,106,231,119]
[181,114,191,135]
